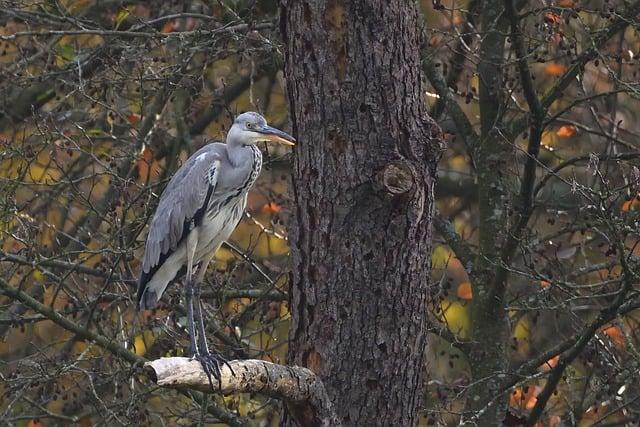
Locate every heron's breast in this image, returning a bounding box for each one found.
[196,197,246,258]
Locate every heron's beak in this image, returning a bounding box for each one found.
[258,125,296,146]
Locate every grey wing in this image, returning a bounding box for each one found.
[141,144,223,274]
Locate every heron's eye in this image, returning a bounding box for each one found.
[246,123,253,129]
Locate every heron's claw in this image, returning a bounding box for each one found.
[192,351,234,391]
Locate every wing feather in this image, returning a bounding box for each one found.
[141,144,222,274]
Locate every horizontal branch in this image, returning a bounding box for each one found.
[146,357,340,426]
[0,22,275,41]
[0,278,247,426]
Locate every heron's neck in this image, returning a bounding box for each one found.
[226,141,254,168]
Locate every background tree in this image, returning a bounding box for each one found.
[2,1,640,426]
[424,0,640,425]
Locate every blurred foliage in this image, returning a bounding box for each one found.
[1,1,290,425]
[423,0,640,425]
[0,0,640,426]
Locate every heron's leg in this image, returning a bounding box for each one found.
[193,251,215,355]
[185,232,199,356]
[192,251,234,388]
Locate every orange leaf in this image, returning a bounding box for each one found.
[428,34,442,48]
[545,63,567,76]
[540,355,559,371]
[457,282,473,300]
[510,386,540,411]
[556,125,576,137]
[557,0,576,7]
[161,21,176,33]
[136,146,159,182]
[27,419,42,427]
[549,415,562,426]
[127,113,141,125]
[540,280,552,288]
[544,12,562,25]
[602,325,625,349]
[622,198,640,212]
[262,202,283,214]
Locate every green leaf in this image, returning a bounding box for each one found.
[56,44,75,62]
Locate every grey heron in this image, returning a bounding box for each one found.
[136,111,295,387]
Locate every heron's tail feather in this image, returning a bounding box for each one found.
[137,262,185,310]
[136,270,159,310]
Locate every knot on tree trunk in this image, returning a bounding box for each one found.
[380,161,415,194]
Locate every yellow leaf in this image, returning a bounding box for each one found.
[432,245,452,269]
[279,301,290,319]
[439,299,470,339]
[512,316,531,358]
[133,330,157,357]
[32,269,45,282]
[114,8,132,30]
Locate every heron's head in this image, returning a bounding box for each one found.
[227,112,296,147]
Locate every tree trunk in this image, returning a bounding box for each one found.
[282,1,444,425]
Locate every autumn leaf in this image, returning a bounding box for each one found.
[621,198,640,212]
[540,355,560,371]
[602,325,625,349]
[428,34,442,48]
[26,419,42,427]
[439,300,471,339]
[114,7,131,30]
[136,146,160,182]
[510,386,540,411]
[549,415,562,426]
[544,12,562,25]
[557,0,576,7]
[456,282,472,300]
[31,269,45,282]
[545,63,567,76]
[127,113,141,125]
[161,21,177,33]
[133,330,157,357]
[556,125,577,137]
[262,202,283,214]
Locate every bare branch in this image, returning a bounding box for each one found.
[146,357,341,426]
[0,23,275,41]
[433,212,475,274]
[422,57,478,150]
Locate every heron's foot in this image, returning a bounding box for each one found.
[191,351,234,391]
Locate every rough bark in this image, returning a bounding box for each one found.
[145,358,340,426]
[463,1,512,424]
[282,1,444,425]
